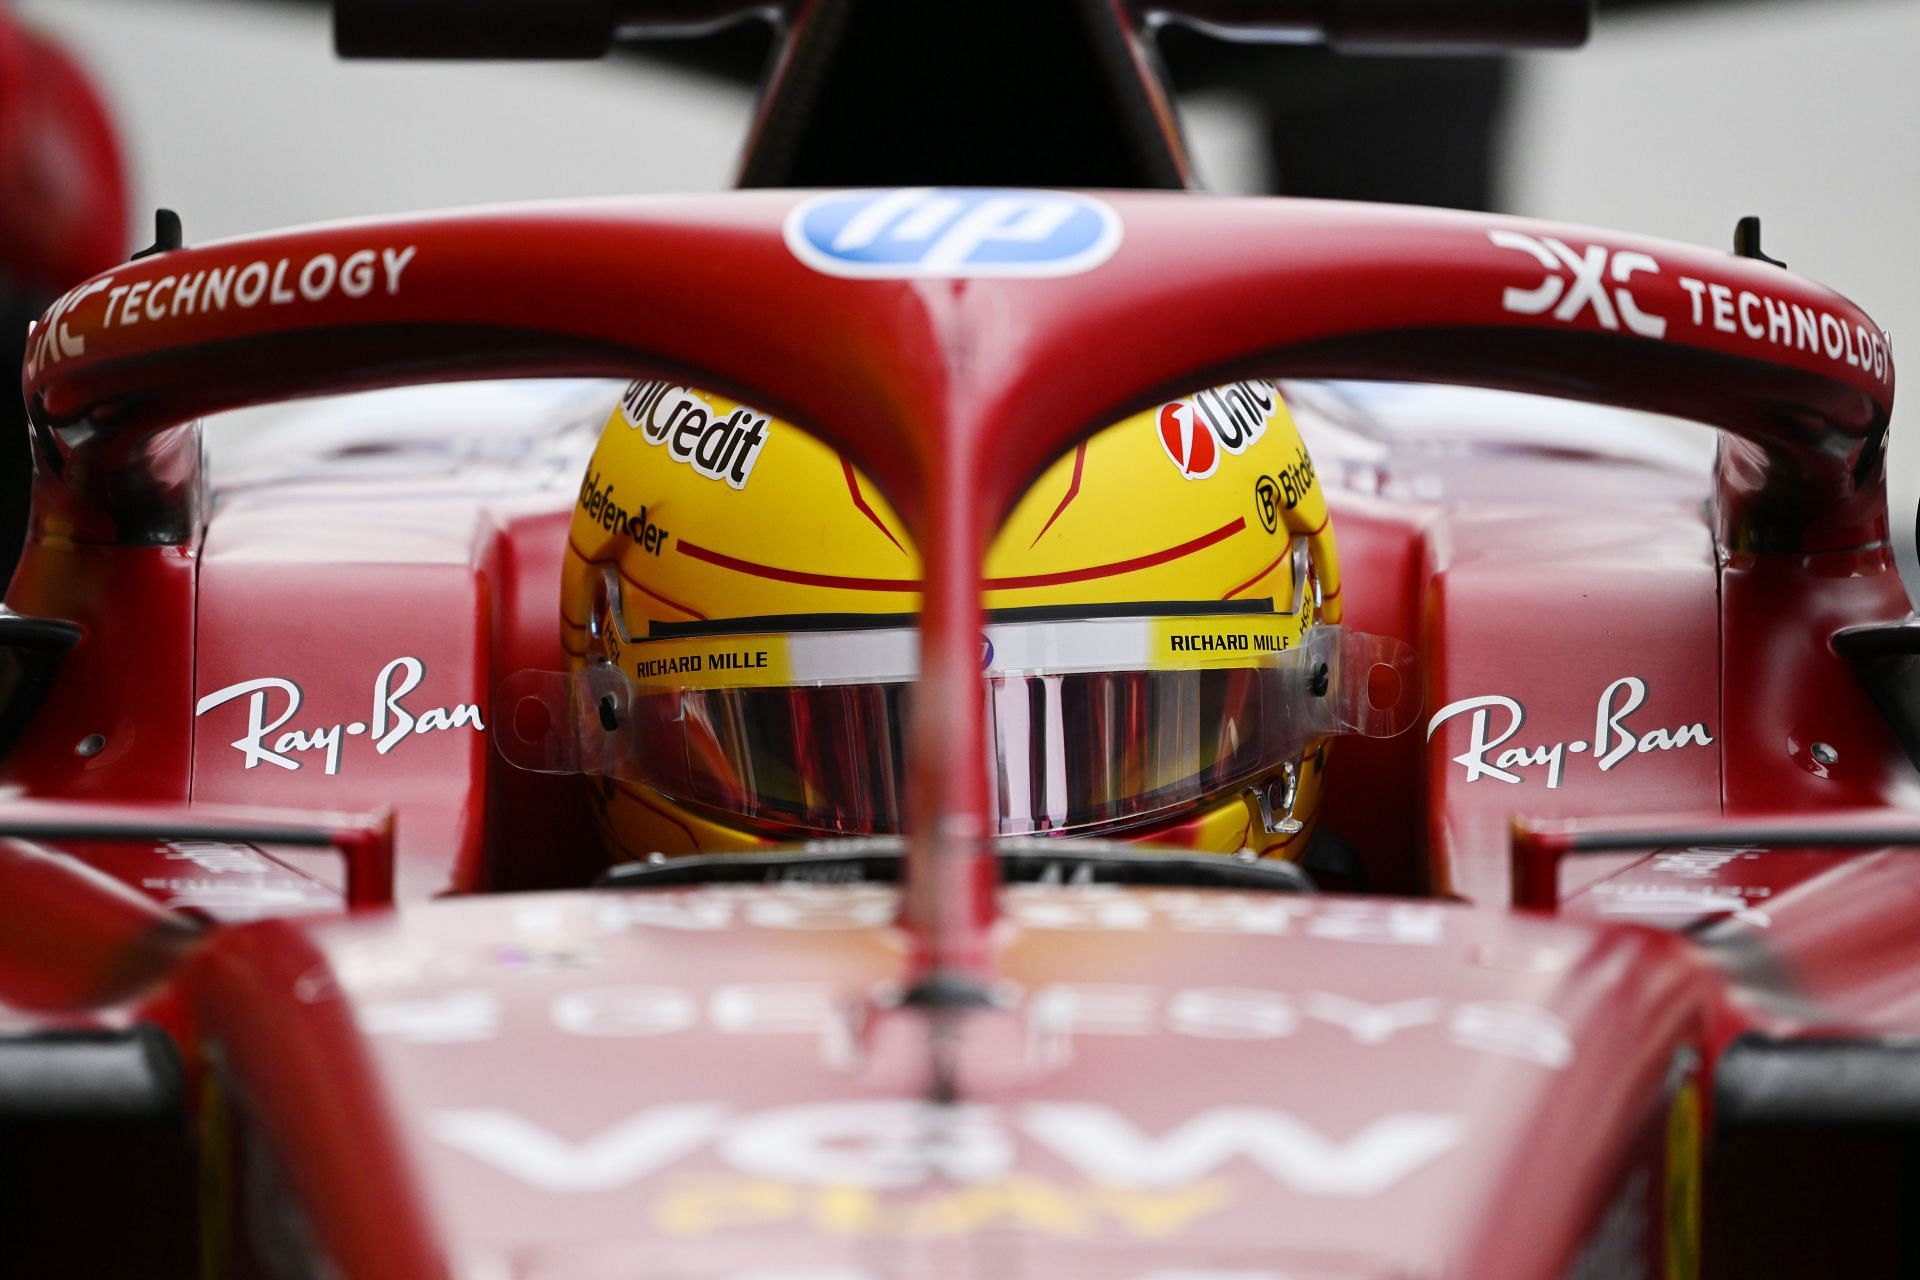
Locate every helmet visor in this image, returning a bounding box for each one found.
[499,616,1417,839]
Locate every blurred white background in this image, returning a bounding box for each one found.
[15,0,1920,595]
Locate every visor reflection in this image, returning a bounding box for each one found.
[494,624,1415,839]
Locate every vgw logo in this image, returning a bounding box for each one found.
[785,188,1123,279]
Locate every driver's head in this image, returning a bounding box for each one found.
[558,378,1394,862]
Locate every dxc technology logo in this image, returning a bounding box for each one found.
[785,188,1123,279]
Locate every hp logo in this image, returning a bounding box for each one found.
[785,188,1123,279]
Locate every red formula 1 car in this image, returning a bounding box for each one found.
[5,1,1916,1276]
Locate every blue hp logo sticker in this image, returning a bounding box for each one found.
[785,188,1123,279]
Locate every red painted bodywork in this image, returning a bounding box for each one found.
[2,186,1912,1277]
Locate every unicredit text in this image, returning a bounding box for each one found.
[619,380,771,489]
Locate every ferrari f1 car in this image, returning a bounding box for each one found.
[4,0,1915,1275]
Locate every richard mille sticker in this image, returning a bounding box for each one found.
[195,656,484,776]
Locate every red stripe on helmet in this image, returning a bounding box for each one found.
[1028,443,1087,548]
[675,518,1246,593]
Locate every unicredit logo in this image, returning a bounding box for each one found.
[785,188,1122,279]
[1158,402,1217,479]
[619,381,770,489]
[1157,381,1279,481]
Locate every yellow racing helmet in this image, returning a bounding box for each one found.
[515,378,1414,862]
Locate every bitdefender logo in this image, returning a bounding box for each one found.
[619,381,770,489]
[578,470,668,555]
